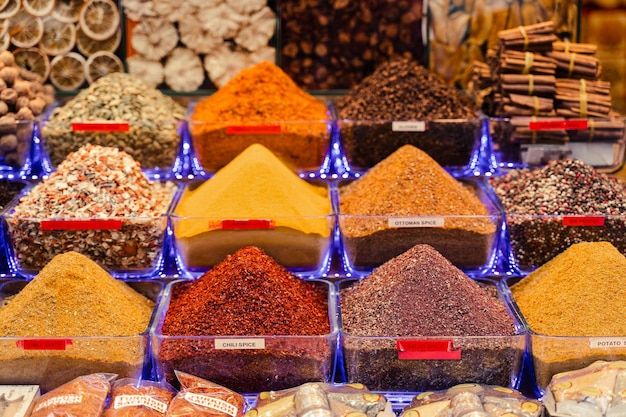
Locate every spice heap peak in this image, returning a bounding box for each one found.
[12,144,173,218]
[510,241,626,337]
[174,143,331,237]
[191,61,328,123]
[0,251,154,337]
[341,244,516,337]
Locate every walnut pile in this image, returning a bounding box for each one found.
[0,50,55,168]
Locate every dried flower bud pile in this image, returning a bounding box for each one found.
[0,50,54,168]
[489,158,626,269]
[122,0,277,90]
[42,72,185,169]
[6,144,175,274]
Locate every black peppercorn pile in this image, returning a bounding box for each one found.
[337,56,476,120]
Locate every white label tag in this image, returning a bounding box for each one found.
[184,392,238,417]
[388,217,445,228]
[589,338,626,348]
[114,395,168,413]
[391,121,426,132]
[215,338,266,350]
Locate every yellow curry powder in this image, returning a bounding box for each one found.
[189,61,330,172]
[511,241,626,337]
[174,144,332,238]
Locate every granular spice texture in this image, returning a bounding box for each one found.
[509,241,626,388]
[158,246,332,392]
[337,56,479,168]
[191,61,330,171]
[340,244,521,391]
[339,145,497,270]
[489,159,626,269]
[7,144,174,274]
[0,251,155,391]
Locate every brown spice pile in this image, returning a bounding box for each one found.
[339,144,495,237]
[341,244,516,337]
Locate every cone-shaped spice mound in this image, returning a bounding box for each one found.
[162,246,330,336]
[0,251,154,337]
[341,244,516,337]
[511,241,626,337]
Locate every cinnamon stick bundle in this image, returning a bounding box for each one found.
[500,74,556,97]
[498,22,558,52]
[546,51,601,79]
[567,119,625,142]
[499,50,557,75]
[505,117,569,143]
[555,78,612,118]
[500,93,555,117]
[553,40,597,55]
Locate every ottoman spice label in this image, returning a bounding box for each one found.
[190,61,330,171]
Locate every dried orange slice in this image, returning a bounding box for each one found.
[76,26,120,56]
[0,31,9,50]
[0,19,8,37]
[50,52,85,91]
[52,0,84,23]
[78,0,119,41]
[9,11,44,48]
[23,0,57,17]
[14,47,51,80]
[0,0,19,20]
[40,17,77,56]
[84,50,122,84]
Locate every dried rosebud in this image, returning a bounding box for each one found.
[0,67,19,86]
[0,51,15,67]
[16,106,34,121]
[0,87,18,105]
[0,133,17,152]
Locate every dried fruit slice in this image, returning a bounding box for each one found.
[76,26,120,56]
[0,31,9,50]
[14,47,51,80]
[0,18,8,37]
[22,0,57,17]
[130,18,178,61]
[78,0,119,41]
[40,17,77,56]
[9,11,44,48]
[0,0,19,20]
[52,0,83,23]
[84,50,122,84]
[50,52,85,90]
[0,0,9,12]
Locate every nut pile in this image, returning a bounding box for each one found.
[121,0,276,91]
[6,144,175,274]
[0,50,54,168]
[41,72,185,170]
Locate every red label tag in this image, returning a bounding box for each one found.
[226,125,282,135]
[209,219,276,230]
[528,119,588,131]
[562,216,605,227]
[17,339,73,350]
[397,340,461,360]
[40,219,123,231]
[72,122,130,132]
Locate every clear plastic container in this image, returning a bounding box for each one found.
[0,120,36,179]
[337,178,503,277]
[491,117,626,173]
[151,279,338,394]
[170,182,335,277]
[337,279,526,392]
[0,280,164,393]
[338,118,485,176]
[502,277,626,396]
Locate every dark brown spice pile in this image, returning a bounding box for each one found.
[336,56,479,168]
[340,244,516,337]
[0,180,24,209]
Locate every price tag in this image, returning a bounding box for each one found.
[388,217,444,228]
[209,219,275,230]
[562,216,605,227]
[17,339,73,350]
[397,340,461,360]
[71,122,130,132]
[528,119,588,131]
[41,219,123,231]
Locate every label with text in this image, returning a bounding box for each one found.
[391,121,426,132]
[388,217,445,228]
[226,125,281,135]
[562,216,605,227]
[183,392,239,417]
[72,122,130,132]
[113,395,168,413]
[214,338,266,350]
[589,337,626,348]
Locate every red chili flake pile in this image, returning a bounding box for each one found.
[489,159,626,268]
[162,246,330,336]
[7,144,175,272]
